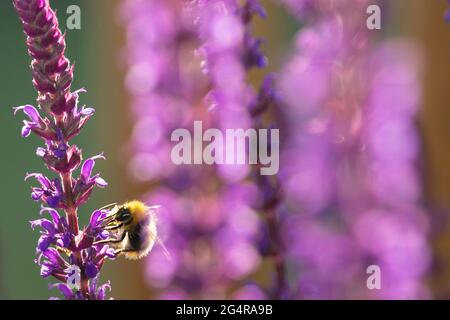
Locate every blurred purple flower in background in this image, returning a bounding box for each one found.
[277,0,431,299]
[13,0,114,299]
[121,0,284,299]
[446,0,450,22]
[107,0,450,299]
[120,0,201,183]
[191,0,267,181]
[119,0,433,300]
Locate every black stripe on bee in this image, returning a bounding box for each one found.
[128,223,142,251]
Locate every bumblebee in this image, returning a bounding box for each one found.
[95,200,165,260]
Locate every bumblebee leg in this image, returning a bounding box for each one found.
[114,248,135,255]
[94,238,122,245]
[56,246,71,256]
[103,223,124,231]
[94,231,127,245]
[100,215,116,226]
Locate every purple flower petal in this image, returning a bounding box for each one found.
[89,277,98,297]
[30,219,45,230]
[21,123,32,137]
[55,238,64,247]
[95,177,108,188]
[31,189,44,201]
[50,283,74,300]
[99,230,109,239]
[25,173,51,189]
[73,88,87,96]
[36,147,46,157]
[40,207,61,228]
[96,245,116,260]
[88,210,104,229]
[56,232,72,248]
[81,107,95,116]
[54,178,64,194]
[40,264,53,278]
[105,248,117,259]
[37,234,53,252]
[41,219,58,235]
[85,262,98,278]
[98,245,109,256]
[43,248,63,265]
[96,281,111,300]
[46,195,60,208]
[14,104,41,123]
[31,219,55,233]
[81,154,105,180]
[75,291,84,300]
[81,159,95,181]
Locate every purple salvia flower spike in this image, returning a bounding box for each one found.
[13,0,116,299]
[276,0,430,299]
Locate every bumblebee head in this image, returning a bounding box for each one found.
[116,206,132,224]
[121,200,152,224]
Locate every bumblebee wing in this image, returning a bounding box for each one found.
[154,234,171,261]
[145,205,161,212]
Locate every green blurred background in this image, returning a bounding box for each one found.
[0,0,449,299]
